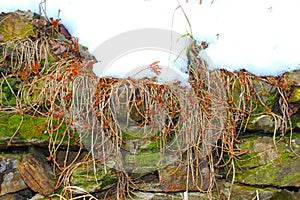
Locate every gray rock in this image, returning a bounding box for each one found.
[0,193,27,200]
[246,114,280,133]
[0,155,28,195]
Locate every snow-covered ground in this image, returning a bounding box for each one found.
[0,0,299,78]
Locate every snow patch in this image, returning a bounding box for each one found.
[1,0,299,78]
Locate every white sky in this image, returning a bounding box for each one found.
[1,0,300,78]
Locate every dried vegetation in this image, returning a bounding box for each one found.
[0,10,298,200]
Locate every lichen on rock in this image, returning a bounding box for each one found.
[0,11,35,42]
[235,134,300,187]
[70,162,118,194]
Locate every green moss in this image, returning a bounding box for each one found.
[280,151,293,159]
[71,163,117,193]
[124,152,161,173]
[0,77,46,108]
[0,78,20,106]
[40,55,55,67]
[0,113,79,146]
[272,190,296,200]
[22,81,41,100]
[122,126,160,140]
[255,89,277,113]
[235,135,300,187]
[0,13,35,42]
[143,140,160,152]
[230,78,277,115]
[291,116,300,129]
[236,161,280,185]
[0,113,48,143]
[236,136,270,168]
[122,131,138,140]
[219,182,275,200]
[290,87,300,103]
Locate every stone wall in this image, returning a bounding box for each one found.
[0,10,299,200]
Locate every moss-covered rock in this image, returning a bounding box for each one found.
[0,113,79,147]
[235,134,300,187]
[124,151,161,173]
[0,113,49,145]
[0,11,35,42]
[217,181,298,200]
[286,69,300,85]
[292,118,300,130]
[70,162,118,194]
[271,190,298,200]
[0,10,95,149]
[0,78,20,106]
[251,80,278,114]
[134,180,299,200]
[290,87,300,103]
[229,73,278,115]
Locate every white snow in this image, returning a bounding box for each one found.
[0,0,299,78]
